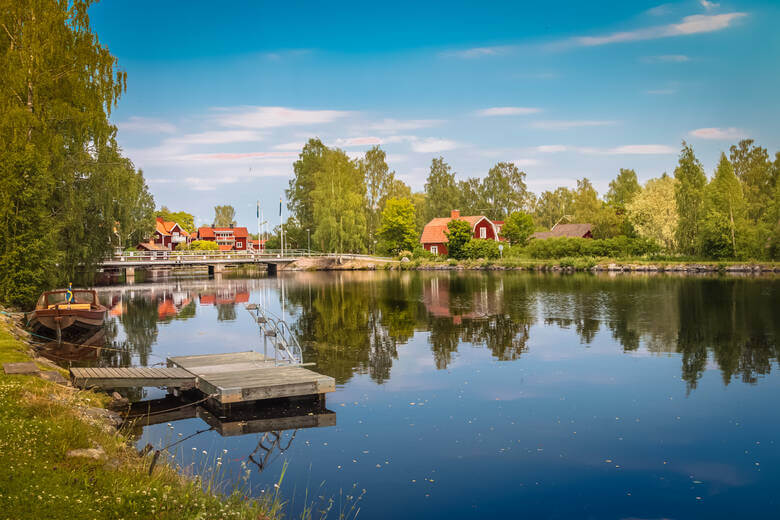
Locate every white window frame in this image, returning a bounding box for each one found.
[480,226,487,239]
[430,245,438,255]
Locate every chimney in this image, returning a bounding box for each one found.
[450,209,460,219]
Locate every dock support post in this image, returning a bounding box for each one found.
[125,267,135,284]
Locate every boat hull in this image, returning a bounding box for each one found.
[28,308,107,337]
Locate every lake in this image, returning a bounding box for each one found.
[85,271,779,519]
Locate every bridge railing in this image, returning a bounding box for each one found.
[105,249,316,262]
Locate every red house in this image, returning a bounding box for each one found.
[420,210,504,256]
[194,226,250,250]
[137,217,191,251]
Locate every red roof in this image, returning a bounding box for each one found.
[211,226,248,238]
[420,215,495,244]
[218,244,232,251]
[197,227,215,238]
[156,217,189,237]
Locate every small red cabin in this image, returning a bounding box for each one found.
[420,210,504,256]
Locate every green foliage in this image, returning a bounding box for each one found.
[444,219,472,259]
[606,168,641,207]
[463,239,500,259]
[525,236,660,259]
[533,187,575,229]
[212,205,236,227]
[626,174,678,251]
[572,178,601,224]
[156,207,194,233]
[424,157,458,222]
[286,138,328,232]
[501,212,535,245]
[377,198,417,255]
[699,154,748,259]
[0,0,155,306]
[674,142,707,255]
[361,146,411,251]
[189,240,219,251]
[311,148,367,253]
[481,162,530,220]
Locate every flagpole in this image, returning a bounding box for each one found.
[279,196,284,257]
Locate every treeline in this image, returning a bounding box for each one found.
[0,1,155,305]
[279,137,779,261]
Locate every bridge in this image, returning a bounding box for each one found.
[99,249,395,276]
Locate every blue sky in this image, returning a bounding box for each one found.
[89,0,780,228]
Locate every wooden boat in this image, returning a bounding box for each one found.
[27,288,108,340]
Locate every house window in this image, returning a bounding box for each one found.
[480,227,487,239]
[236,241,242,248]
[430,245,438,255]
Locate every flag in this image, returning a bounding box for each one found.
[279,197,282,216]
[256,200,259,219]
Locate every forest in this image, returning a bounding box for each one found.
[0,1,155,306]
[278,137,779,261]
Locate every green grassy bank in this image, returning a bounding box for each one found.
[0,311,280,520]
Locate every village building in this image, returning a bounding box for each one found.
[530,223,593,240]
[420,210,504,256]
[137,217,191,251]
[194,226,250,251]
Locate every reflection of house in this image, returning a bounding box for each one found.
[194,226,250,251]
[138,217,192,251]
[420,210,504,256]
[422,277,502,325]
[198,291,249,305]
[530,223,593,240]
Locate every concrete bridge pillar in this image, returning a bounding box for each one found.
[125,267,135,284]
[208,264,224,277]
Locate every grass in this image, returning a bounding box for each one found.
[0,311,282,520]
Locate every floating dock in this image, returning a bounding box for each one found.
[70,351,335,406]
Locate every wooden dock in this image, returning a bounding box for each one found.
[69,351,335,406]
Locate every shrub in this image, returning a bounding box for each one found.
[190,240,220,251]
[525,236,660,259]
[463,239,500,259]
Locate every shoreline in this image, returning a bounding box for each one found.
[0,309,280,519]
[279,256,779,274]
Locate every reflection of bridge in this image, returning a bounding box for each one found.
[99,250,394,277]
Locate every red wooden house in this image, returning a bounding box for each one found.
[420,210,504,256]
[194,226,250,251]
[137,217,191,251]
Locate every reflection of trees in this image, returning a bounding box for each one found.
[284,273,422,384]
[117,296,159,366]
[216,304,237,322]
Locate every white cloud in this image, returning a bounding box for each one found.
[476,107,542,117]
[643,54,690,63]
[573,12,746,46]
[410,138,458,153]
[689,127,745,140]
[700,1,720,12]
[581,145,676,155]
[174,151,297,163]
[646,88,677,95]
[117,116,176,134]
[440,46,513,59]
[214,106,349,129]
[368,119,442,133]
[645,4,674,16]
[273,141,306,151]
[171,130,265,145]
[333,136,384,148]
[535,145,569,153]
[531,120,616,130]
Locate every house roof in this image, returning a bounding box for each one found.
[531,223,593,240]
[420,216,493,244]
[197,227,215,238]
[136,241,169,251]
[155,217,189,237]
[218,244,233,251]
[199,226,249,238]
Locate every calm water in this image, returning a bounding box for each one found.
[86,271,779,519]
